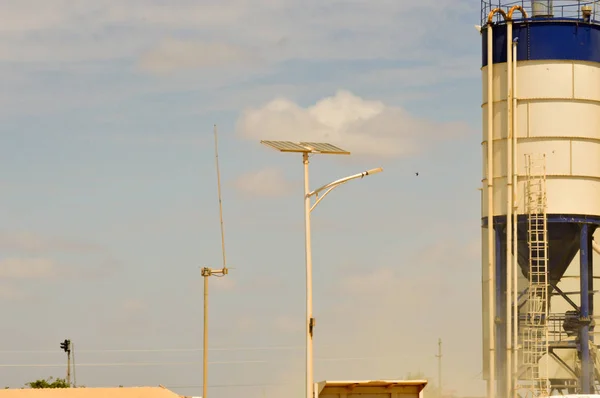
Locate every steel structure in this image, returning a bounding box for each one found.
[479,1,600,397]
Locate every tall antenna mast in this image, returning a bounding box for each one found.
[201,124,230,398]
[214,124,227,272]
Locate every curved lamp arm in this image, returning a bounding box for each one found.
[308,167,383,213]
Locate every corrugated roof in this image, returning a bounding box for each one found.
[319,379,428,390]
[0,387,182,398]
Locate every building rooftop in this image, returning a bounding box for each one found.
[317,379,428,396]
[319,380,427,389]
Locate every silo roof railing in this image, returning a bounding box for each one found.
[481,0,600,26]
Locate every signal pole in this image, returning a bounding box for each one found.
[436,338,442,398]
[60,339,71,386]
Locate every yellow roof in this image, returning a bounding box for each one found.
[317,379,428,396]
[320,380,427,389]
[0,387,182,398]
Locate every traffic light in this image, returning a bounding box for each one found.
[60,339,71,353]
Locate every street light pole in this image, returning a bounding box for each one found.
[260,140,383,398]
[303,152,315,398]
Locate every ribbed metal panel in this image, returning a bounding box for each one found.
[482,61,600,217]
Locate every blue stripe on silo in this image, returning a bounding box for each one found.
[481,21,600,67]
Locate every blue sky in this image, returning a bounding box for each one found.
[1,1,485,397]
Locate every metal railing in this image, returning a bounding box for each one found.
[518,312,600,344]
[481,0,600,25]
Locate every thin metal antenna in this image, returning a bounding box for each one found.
[201,124,230,398]
[213,124,227,271]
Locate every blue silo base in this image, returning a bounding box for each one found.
[481,214,600,395]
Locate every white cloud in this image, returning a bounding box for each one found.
[356,55,479,89]
[122,298,146,313]
[106,298,153,335]
[236,314,259,331]
[0,1,479,121]
[137,39,259,75]
[0,231,119,279]
[234,168,295,198]
[339,267,400,293]
[0,231,98,253]
[0,285,29,301]
[273,315,302,333]
[0,257,57,279]
[0,1,472,65]
[212,274,237,291]
[237,90,470,157]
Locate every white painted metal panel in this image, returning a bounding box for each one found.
[481,179,600,217]
[492,141,508,178]
[574,63,600,101]
[481,61,600,217]
[523,179,600,215]
[482,63,508,103]
[517,62,573,99]
[482,102,508,140]
[516,140,571,177]
[572,140,600,177]
[528,101,600,138]
[516,102,528,138]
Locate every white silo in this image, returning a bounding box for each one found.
[479,1,600,397]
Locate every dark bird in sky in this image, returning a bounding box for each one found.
[415,172,419,176]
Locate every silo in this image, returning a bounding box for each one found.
[479,1,600,397]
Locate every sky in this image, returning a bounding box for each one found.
[0,1,486,397]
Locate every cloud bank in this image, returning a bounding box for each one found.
[138,39,259,75]
[237,90,470,157]
[234,168,295,198]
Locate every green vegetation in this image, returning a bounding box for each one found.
[25,377,70,389]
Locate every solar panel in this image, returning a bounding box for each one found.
[260,140,351,155]
[300,142,350,155]
[260,140,311,153]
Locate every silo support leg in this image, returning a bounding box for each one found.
[495,225,507,398]
[580,224,592,394]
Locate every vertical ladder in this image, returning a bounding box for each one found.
[522,153,551,397]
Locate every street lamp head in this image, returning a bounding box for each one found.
[365,167,383,176]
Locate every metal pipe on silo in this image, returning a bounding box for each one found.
[581,225,592,393]
[506,8,526,397]
[505,14,514,396]
[486,19,496,398]
[485,9,508,398]
[511,39,520,398]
